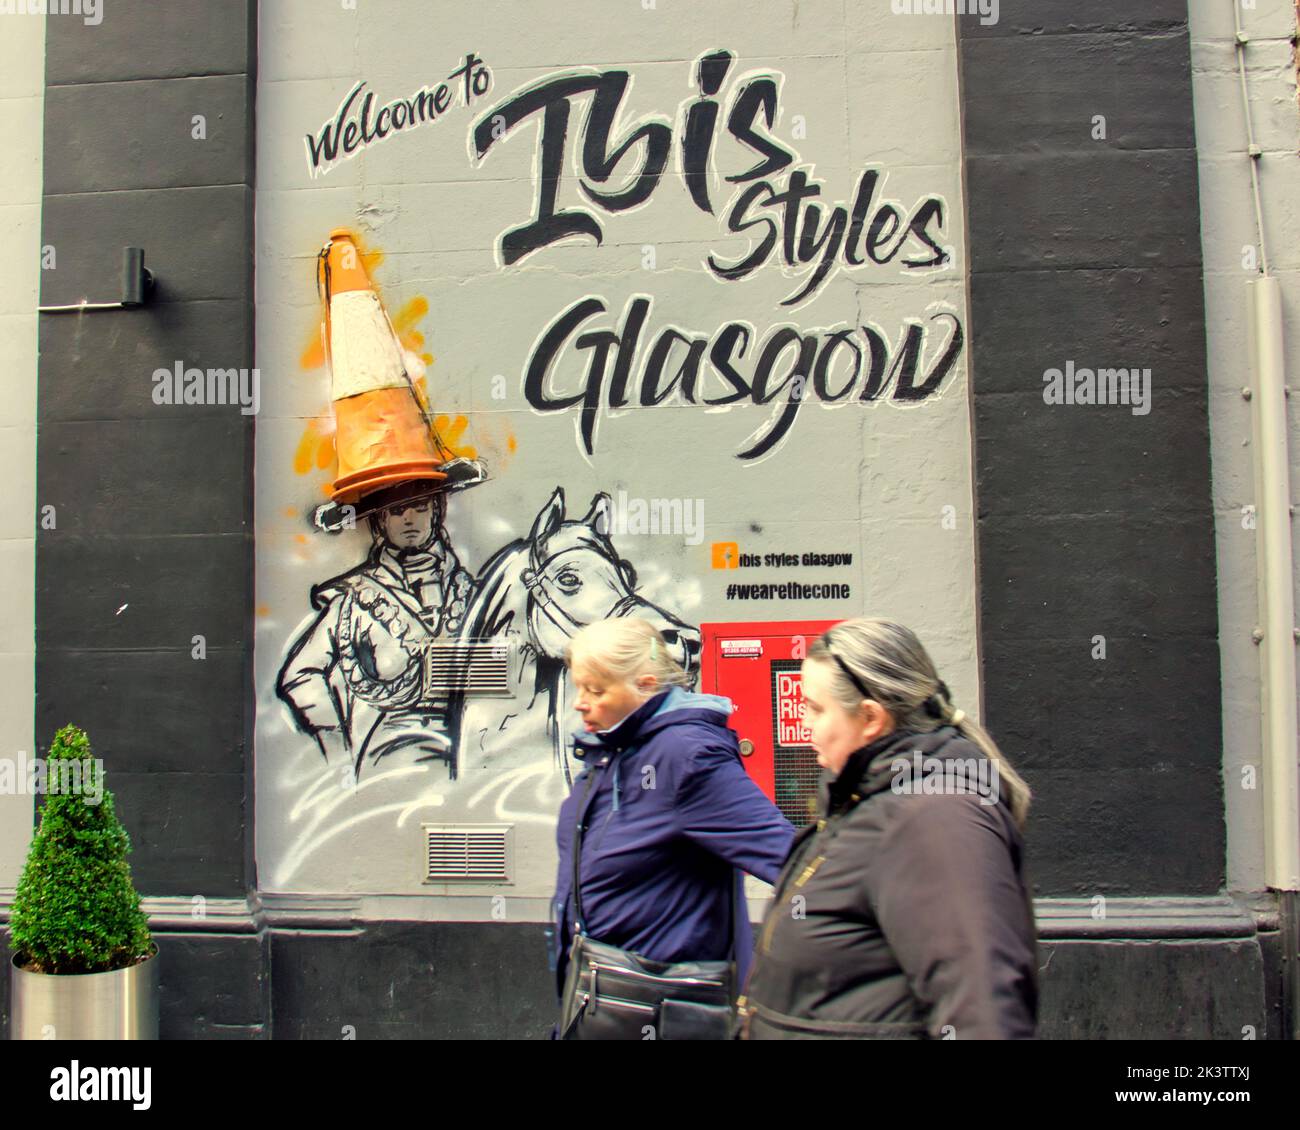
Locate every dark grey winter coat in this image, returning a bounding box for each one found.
[739,724,1038,1039]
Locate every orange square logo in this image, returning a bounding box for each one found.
[712,542,740,569]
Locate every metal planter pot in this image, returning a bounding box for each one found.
[10,946,159,1040]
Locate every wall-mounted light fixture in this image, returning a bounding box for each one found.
[38,247,155,314]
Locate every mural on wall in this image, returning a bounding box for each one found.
[255,4,981,894]
[267,482,702,886]
[276,483,700,787]
[273,225,702,858]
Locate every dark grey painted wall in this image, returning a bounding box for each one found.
[35,1,258,900]
[958,0,1225,895]
[3,911,1275,1040]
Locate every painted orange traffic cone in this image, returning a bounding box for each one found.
[317,228,448,507]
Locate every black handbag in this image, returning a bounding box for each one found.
[558,769,738,1040]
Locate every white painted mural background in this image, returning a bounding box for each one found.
[253,1,979,900]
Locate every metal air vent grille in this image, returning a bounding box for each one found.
[422,639,511,696]
[423,824,513,883]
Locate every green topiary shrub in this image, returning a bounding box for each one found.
[8,724,153,975]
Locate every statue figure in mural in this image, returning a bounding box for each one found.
[276,490,475,780]
[276,484,702,798]
[278,227,490,782]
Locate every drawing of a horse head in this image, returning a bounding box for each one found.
[463,486,701,672]
[451,487,701,784]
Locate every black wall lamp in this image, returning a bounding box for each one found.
[38,247,155,313]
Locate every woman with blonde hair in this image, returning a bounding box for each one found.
[552,617,795,1039]
[738,617,1038,1039]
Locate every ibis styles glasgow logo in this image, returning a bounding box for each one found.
[305,47,967,461]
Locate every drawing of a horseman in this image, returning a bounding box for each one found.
[276,489,475,779]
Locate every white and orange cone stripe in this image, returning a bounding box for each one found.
[318,228,447,505]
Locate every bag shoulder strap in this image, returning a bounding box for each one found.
[728,866,740,964]
[570,767,599,935]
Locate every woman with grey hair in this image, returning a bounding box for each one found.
[552,617,795,1038]
[738,617,1038,1039]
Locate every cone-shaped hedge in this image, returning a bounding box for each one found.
[9,725,153,975]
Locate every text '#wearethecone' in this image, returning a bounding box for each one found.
[318,228,447,505]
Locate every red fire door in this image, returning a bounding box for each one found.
[701,620,840,826]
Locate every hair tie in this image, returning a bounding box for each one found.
[923,680,953,721]
[949,709,965,726]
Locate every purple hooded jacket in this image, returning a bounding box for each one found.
[551,686,796,997]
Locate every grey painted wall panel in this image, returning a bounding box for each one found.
[36,649,250,775]
[35,1,258,901]
[962,0,1197,39]
[0,0,42,890]
[38,300,253,423]
[974,388,1214,515]
[37,417,252,535]
[961,31,1197,154]
[45,0,257,85]
[43,74,252,194]
[963,151,1207,271]
[1034,936,1266,1039]
[40,186,253,306]
[156,932,268,1040]
[95,771,247,897]
[37,533,252,650]
[1188,0,1300,893]
[961,4,1225,893]
[964,267,1206,396]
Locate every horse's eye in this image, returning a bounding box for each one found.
[555,570,581,593]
